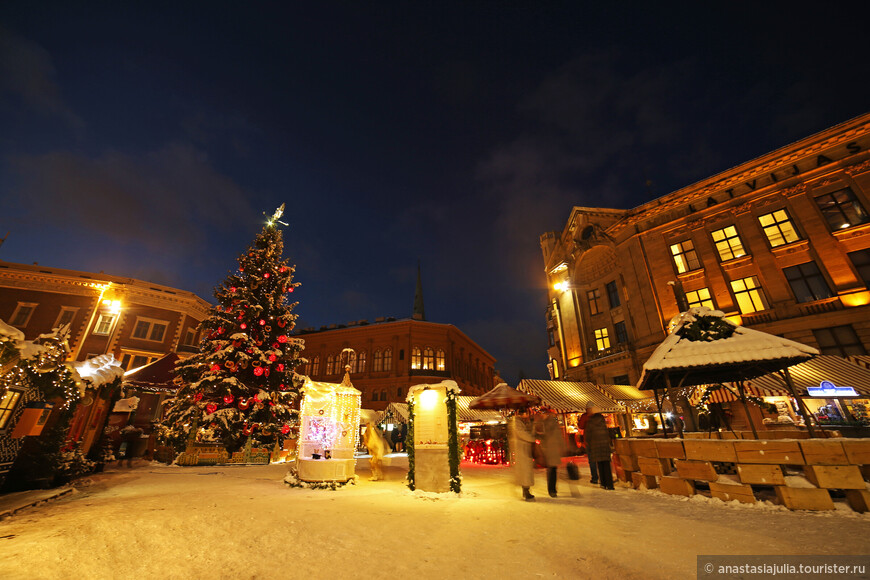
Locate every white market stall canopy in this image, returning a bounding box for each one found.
[380,402,409,424]
[594,383,657,412]
[750,355,870,398]
[517,380,624,414]
[455,395,504,423]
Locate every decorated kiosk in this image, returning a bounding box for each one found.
[294,368,361,484]
[406,380,461,493]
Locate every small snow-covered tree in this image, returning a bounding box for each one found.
[160,205,305,452]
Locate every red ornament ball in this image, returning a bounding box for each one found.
[223,394,234,404]
[278,335,288,343]
[259,319,266,326]
[253,367,264,376]
[210,364,221,373]
[268,354,277,362]
[194,392,203,401]
[230,287,236,292]
[264,272,270,278]
[281,425,290,434]
[288,287,294,293]
[276,363,284,372]
[206,403,217,414]
[240,323,247,329]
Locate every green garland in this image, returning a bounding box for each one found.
[406,398,415,490]
[445,390,461,493]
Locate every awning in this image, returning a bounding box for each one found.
[688,381,790,405]
[455,396,504,423]
[359,408,382,426]
[751,355,870,397]
[594,383,656,411]
[381,402,409,424]
[517,380,624,414]
[123,352,180,392]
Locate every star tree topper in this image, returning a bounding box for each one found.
[266,203,288,227]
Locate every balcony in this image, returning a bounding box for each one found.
[798,296,843,316]
[740,310,777,326]
[587,342,630,361]
[409,368,450,378]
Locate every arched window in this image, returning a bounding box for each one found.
[357,350,366,373]
[380,390,387,401]
[436,349,445,371]
[423,347,435,370]
[383,348,392,371]
[311,355,320,376]
[411,347,422,370]
[371,390,378,402]
[326,355,334,375]
[373,349,382,372]
[347,351,357,373]
[396,386,402,398]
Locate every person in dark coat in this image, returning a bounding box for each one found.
[577,402,598,484]
[582,404,614,490]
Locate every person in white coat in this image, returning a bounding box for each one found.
[509,408,536,501]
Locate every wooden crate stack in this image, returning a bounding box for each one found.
[613,437,870,512]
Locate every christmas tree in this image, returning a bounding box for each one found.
[160,205,305,452]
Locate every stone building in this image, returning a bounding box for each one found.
[541,113,870,385]
[295,271,497,409]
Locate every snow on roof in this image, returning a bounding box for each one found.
[113,396,140,412]
[71,354,125,387]
[0,319,25,341]
[406,380,460,402]
[644,308,817,371]
[639,307,817,390]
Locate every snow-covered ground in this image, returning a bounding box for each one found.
[1,456,868,580]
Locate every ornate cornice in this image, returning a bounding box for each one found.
[845,159,870,176]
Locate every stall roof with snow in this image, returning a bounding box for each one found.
[455,396,504,423]
[517,380,623,414]
[638,308,818,391]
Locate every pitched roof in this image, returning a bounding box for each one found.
[639,308,818,390]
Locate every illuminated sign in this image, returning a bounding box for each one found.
[806,380,858,398]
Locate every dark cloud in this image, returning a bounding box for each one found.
[7,143,259,256]
[0,27,83,129]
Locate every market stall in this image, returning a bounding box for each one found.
[594,383,657,436]
[295,373,361,483]
[455,395,505,464]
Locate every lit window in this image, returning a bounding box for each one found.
[814,187,869,230]
[848,249,870,287]
[423,347,435,370]
[383,348,392,371]
[587,289,601,315]
[685,287,715,310]
[346,351,357,373]
[783,262,834,303]
[614,321,628,344]
[373,349,383,372]
[10,302,37,327]
[93,314,116,335]
[594,328,610,351]
[606,281,620,308]
[326,355,335,375]
[812,326,866,356]
[711,226,746,261]
[730,276,769,314]
[758,209,800,247]
[54,307,79,330]
[311,355,320,376]
[436,349,445,371]
[357,350,366,373]
[670,240,701,273]
[131,318,168,342]
[411,347,422,370]
[0,389,24,430]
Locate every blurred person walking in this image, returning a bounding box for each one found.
[509,408,536,501]
[539,410,566,497]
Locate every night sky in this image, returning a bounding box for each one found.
[1,3,868,383]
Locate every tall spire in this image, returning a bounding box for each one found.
[412,261,426,321]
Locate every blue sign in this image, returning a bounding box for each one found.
[806,380,859,398]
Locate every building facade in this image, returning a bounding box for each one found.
[541,113,870,386]
[296,317,497,410]
[0,261,211,367]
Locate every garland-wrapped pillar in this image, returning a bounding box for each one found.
[406,380,461,493]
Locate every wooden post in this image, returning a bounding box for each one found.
[782,367,818,439]
[735,380,759,440]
